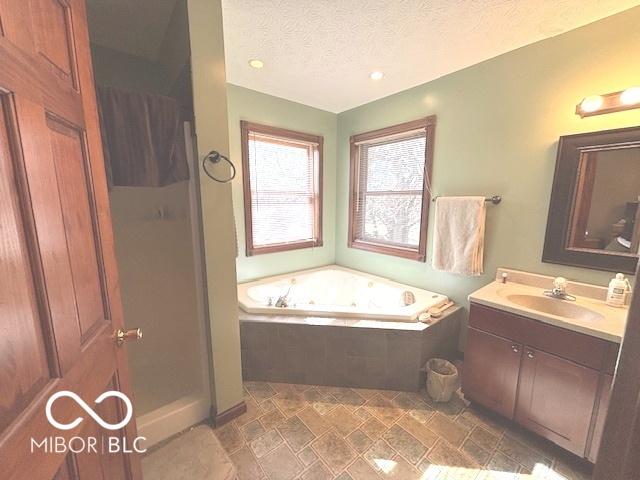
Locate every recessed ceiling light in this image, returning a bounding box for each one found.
[370,71,384,81]
[249,59,264,69]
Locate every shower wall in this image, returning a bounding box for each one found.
[109,183,203,416]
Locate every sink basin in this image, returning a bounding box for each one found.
[506,294,604,322]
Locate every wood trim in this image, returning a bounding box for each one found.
[593,261,640,479]
[240,121,323,145]
[349,116,436,144]
[348,116,436,262]
[542,126,640,274]
[211,400,247,428]
[240,120,323,257]
[349,238,426,261]
[568,152,598,248]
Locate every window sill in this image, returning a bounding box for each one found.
[247,240,323,256]
[348,239,426,262]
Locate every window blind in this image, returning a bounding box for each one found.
[245,129,321,252]
[354,131,428,250]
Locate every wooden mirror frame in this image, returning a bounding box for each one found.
[542,126,640,274]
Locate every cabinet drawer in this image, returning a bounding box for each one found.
[469,303,615,370]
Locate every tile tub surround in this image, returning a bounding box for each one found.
[240,307,462,391]
[214,380,593,480]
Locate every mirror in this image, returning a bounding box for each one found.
[543,126,640,273]
[568,147,640,253]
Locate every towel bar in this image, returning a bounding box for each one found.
[432,195,501,205]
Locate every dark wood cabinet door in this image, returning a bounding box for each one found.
[463,327,522,419]
[516,348,600,456]
[587,374,613,463]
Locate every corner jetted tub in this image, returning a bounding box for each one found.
[237,265,448,322]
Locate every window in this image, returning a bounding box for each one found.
[241,121,323,256]
[348,117,435,261]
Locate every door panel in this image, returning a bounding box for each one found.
[0,94,52,433]
[47,114,107,339]
[30,0,78,87]
[516,348,599,456]
[0,0,141,478]
[463,327,522,419]
[53,456,76,480]
[74,378,129,480]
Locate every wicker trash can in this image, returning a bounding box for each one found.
[425,358,458,403]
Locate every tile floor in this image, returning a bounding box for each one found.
[213,381,592,480]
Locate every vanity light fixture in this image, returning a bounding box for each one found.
[248,59,264,69]
[621,86,640,105]
[370,71,384,81]
[576,87,640,117]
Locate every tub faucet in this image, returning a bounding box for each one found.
[543,277,576,301]
[275,287,291,308]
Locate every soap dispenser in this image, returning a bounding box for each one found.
[606,273,631,307]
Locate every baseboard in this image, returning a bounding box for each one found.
[212,400,247,427]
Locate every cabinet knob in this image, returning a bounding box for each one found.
[526,350,535,359]
[511,345,519,353]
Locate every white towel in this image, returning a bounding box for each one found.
[431,196,486,276]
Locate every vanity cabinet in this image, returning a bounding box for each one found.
[463,327,521,419]
[515,348,599,455]
[464,303,618,459]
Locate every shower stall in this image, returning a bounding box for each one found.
[108,122,211,447]
[87,0,212,450]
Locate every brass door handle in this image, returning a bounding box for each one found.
[115,328,143,347]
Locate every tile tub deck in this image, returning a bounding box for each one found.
[239,306,462,392]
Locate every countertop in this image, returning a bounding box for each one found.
[468,280,628,343]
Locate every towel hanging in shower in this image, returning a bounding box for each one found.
[97,86,189,187]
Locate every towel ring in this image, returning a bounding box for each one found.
[203,150,236,183]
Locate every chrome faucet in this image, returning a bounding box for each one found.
[544,277,576,301]
[275,287,291,308]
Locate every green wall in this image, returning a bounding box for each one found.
[227,84,337,282]
[335,7,640,318]
[227,7,640,335]
[189,0,243,414]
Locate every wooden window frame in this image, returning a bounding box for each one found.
[241,120,323,256]
[348,116,436,262]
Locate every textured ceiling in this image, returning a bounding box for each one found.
[86,0,179,60]
[222,0,640,112]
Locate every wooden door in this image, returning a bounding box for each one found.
[587,373,613,463]
[462,327,522,419]
[0,1,142,479]
[593,263,640,479]
[515,347,599,456]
